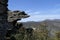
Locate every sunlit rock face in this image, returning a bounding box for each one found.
[8,10,30,22]
[7,10,30,32]
[5,11,30,40]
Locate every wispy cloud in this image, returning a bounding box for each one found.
[25,8,60,16]
[19,8,60,22]
[18,4,60,22]
[18,15,60,22]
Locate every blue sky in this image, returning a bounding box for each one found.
[8,0,60,22]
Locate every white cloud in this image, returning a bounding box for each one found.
[18,6,60,22]
[25,8,60,16]
[18,15,60,22]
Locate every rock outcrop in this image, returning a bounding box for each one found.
[6,10,30,40]
[0,0,8,40]
[0,0,30,40]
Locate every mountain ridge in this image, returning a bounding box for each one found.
[22,19,60,37]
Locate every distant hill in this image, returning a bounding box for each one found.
[22,19,60,37]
